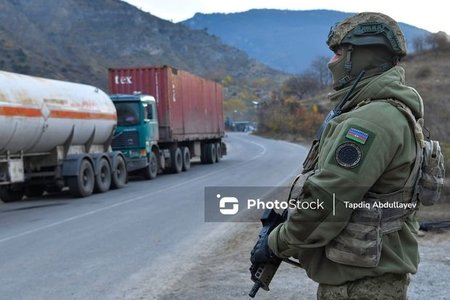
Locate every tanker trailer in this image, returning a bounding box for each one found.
[0,70,127,202]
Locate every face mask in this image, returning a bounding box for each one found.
[327,46,349,90]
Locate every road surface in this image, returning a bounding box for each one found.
[0,132,308,299]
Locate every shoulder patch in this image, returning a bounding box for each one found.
[345,128,369,144]
[335,142,362,168]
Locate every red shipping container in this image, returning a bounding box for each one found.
[108,66,224,142]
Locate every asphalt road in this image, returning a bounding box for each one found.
[0,132,308,300]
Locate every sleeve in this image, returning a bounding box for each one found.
[268,114,403,258]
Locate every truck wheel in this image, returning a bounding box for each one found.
[205,143,216,164]
[0,184,25,202]
[200,143,208,164]
[143,151,158,180]
[215,143,222,162]
[68,159,95,197]
[182,147,191,171]
[111,155,127,189]
[170,147,183,173]
[94,158,111,193]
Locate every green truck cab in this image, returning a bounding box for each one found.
[110,94,159,179]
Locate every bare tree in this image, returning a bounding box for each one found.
[282,73,320,100]
[412,35,426,53]
[309,55,332,88]
[426,31,450,50]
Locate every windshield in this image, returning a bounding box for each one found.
[115,102,140,126]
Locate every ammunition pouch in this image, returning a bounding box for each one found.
[326,201,382,268]
[417,140,445,206]
[325,189,416,268]
[381,99,445,206]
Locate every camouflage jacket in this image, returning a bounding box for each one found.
[268,66,423,285]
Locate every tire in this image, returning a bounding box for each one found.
[205,143,216,164]
[200,143,208,164]
[111,155,127,189]
[0,184,25,202]
[170,147,183,173]
[94,158,111,193]
[25,185,45,198]
[182,147,191,171]
[215,143,222,162]
[68,159,95,197]
[143,151,158,180]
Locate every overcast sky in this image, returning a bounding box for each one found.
[123,0,449,34]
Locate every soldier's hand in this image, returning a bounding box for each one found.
[250,233,277,264]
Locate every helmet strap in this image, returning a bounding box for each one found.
[344,45,353,74]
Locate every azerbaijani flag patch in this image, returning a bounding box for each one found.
[345,128,369,144]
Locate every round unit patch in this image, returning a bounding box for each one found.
[335,142,362,168]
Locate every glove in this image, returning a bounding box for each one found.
[250,233,277,264]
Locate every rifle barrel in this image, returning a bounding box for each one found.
[249,282,261,298]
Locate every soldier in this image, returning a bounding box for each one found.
[251,12,424,299]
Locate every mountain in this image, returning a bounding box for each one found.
[182,9,431,74]
[0,0,283,93]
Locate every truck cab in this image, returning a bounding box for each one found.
[110,94,159,179]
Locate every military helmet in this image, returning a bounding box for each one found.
[327,12,407,58]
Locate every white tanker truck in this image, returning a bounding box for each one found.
[0,70,127,202]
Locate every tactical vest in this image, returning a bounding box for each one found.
[292,98,444,268]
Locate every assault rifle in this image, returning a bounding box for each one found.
[249,209,300,298]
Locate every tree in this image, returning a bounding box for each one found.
[309,55,332,88]
[222,75,234,86]
[282,73,320,100]
[426,31,450,50]
[412,35,426,53]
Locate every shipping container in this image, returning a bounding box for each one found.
[108,66,224,142]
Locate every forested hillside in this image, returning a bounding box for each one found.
[0,0,283,95]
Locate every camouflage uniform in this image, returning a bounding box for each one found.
[268,12,422,299]
[317,273,410,300]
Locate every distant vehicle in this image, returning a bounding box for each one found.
[233,121,253,132]
[108,66,226,178]
[0,70,127,202]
